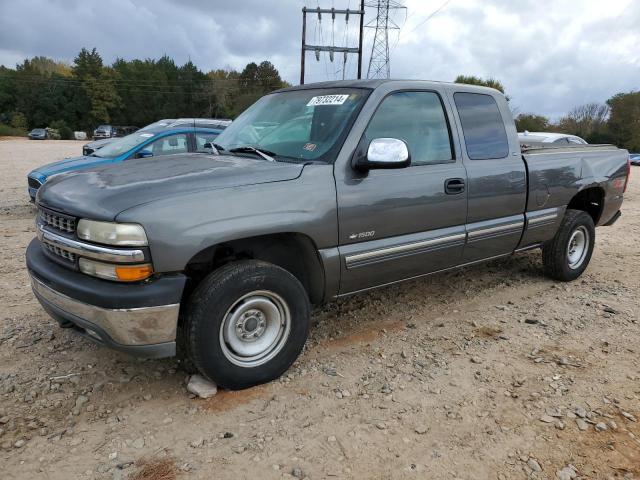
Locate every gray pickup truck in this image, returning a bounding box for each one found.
[27,80,630,389]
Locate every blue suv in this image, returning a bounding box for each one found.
[27,118,231,201]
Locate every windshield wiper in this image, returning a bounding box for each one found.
[229,146,276,162]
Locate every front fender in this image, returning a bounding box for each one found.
[115,164,338,273]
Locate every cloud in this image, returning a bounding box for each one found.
[0,0,638,117]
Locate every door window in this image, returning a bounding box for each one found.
[142,133,189,157]
[453,92,509,160]
[364,91,453,165]
[195,132,220,152]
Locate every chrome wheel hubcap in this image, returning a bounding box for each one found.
[220,291,291,367]
[567,226,589,269]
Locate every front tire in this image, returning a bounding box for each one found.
[542,209,595,281]
[186,260,310,390]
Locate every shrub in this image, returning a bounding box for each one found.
[10,112,28,130]
[49,120,73,140]
[0,123,27,137]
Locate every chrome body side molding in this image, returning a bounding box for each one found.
[345,232,466,269]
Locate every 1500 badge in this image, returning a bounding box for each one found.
[349,231,375,240]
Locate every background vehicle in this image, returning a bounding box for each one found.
[630,153,640,166]
[93,125,115,139]
[27,80,629,390]
[519,131,588,147]
[82,119,229,155]
[28,128,47,140]
[27,121,229,201]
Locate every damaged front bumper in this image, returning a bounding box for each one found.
[26,239,186,358]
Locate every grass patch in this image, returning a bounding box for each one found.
[130,457,177,480]
[0,123,27,137]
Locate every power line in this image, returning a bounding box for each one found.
[300,2,366,84]
[365,1,406,79]
[404,0,453,35]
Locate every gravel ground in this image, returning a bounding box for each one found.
[0,137,638,480]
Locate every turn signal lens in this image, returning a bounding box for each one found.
[79,258,153,282]
[115,264,153,282]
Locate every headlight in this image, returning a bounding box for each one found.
[77,219,148,246]
[79,258,153,282]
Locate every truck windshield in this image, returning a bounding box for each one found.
[92,132,155,158]
[215,88,369,162]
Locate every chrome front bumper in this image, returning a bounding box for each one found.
[30,274,179,357]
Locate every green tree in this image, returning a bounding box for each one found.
[49,119,73,139]
[515,113,550,132]
[10,111,27,130]
[0,49,289,130]
[556,103,610,143]
[72,47,103,79]
[205,69,240,118]
[606,91,640,151]
[83,69,121,125]
[454,75,507,95]
[232,61,288,115]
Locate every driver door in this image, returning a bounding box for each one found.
[336,90,468,294]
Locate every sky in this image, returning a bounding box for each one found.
[0,0,638,118]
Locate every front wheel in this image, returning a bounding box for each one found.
[542,209,595,281]
[186,260,310,390]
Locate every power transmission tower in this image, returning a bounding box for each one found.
[300,2,365,85]
[365,1,405,79]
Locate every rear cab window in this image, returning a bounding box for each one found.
[453,92,509,160]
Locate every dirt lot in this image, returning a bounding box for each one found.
[0,137,638,480]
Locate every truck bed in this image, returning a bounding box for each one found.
[522,143,628,226]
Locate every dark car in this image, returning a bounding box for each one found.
[630,154,640,166]
[28,128,47,140]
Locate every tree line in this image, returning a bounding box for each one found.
[0,48,289,138]
[455,75,640,152]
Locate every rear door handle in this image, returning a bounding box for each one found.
[445,178,465,194]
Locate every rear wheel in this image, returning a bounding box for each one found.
[542,209,595,281]
[186,260,310,390]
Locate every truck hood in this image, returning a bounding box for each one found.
[37,153,304,220]
[29,155,115,181]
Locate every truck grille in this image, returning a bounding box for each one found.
[42,241,76,262]
[39,208,76,234]
[28,177,42,189]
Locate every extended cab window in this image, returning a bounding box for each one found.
[365,91,453,165]
[454,92,509,160]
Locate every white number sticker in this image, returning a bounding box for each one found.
[307,94,349,106]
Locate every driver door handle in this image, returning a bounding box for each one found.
[445,178,465,195]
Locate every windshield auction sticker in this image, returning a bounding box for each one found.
[307,94,349,106]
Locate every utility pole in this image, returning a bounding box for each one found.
[300,2,365,85]
[365,0,405,79]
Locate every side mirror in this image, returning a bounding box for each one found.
[136,149,153,159]
[353,138,411,171]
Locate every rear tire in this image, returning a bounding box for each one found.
[186,260,310,390]
[542,209,595,281]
